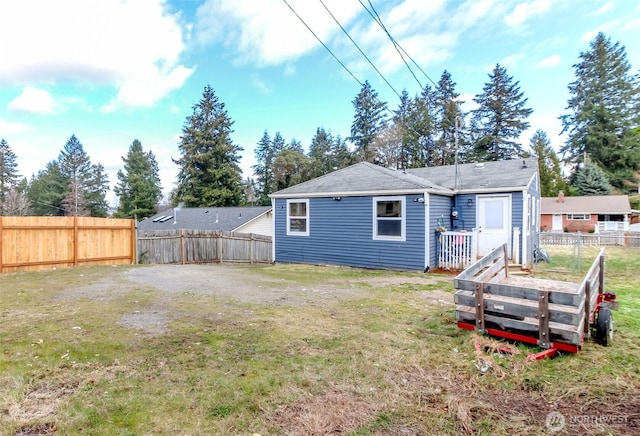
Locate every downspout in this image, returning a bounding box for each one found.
[424,192,430,273]
[271,197,276,264]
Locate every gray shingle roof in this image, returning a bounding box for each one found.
[270,161,448,198]
[137,206,271,231]
[541,195,631,214]
[271,158,538,198]
[406,157,538,191]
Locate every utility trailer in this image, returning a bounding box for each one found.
[454,244,616,360]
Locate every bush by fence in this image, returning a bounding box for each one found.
[0,216,135,273]
[137,229,272,265]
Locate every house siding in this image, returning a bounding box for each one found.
[274,195,426,271]
[236,211,273,237]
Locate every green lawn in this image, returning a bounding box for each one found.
[0,246,638,435]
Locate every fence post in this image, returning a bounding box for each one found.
[0,217,3,273]
[180,229,186,265]
[250,233,255,264]
[73,216,79,267]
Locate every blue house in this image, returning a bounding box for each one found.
[270,158,540,271]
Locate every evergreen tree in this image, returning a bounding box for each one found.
[572,157,612,195]
[0,138,20,215]
[308,128,353,177]
[560,32,640,190]
[114,139,163,219]
[57,135,109,216]
[470,64,533,161]
[392,90,412,168]
[529,129,567,196]
[85,163,110,217]
[308,127,334,177]
[27,161,67,215]
[411,85,437,167]
[349,81,388,162]
[252,130,274,206]
[433,71,467,166]
[173,84,243,207]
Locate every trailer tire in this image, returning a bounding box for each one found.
[597,306,613,347]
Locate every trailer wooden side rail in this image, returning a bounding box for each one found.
[454,244,615,358]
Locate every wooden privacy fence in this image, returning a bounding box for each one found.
[137,229,272,265]
[0,216,135,273]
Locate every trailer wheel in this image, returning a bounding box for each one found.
[597,306,613,347]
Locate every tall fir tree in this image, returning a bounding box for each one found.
[56,135,109,216]
[470,64,533,161]
[411,84,437,167]
[529,129,567,196]
[433,71,467,166]
[349,80,388,162]
[114,139,163,219]
[252,130,274,206]
[391,90,412,168]
[0,138,20,215]
[308,127,334,177]
[173,85,243,207]
[560,32,640,191]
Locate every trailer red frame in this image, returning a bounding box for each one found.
[454,245,615,360]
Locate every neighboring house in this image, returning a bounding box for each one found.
[270,158,540,272]
[540,192,631,233]
[137,206,273,237]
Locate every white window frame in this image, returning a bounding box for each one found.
[567,214,590,221]
[286,199,309,236]
[372,196,406,241]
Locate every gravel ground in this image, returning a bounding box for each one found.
[56,264,453,335]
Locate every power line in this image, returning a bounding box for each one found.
[317,0,401,99]
[281,0,363,87]
[360,0,438,89]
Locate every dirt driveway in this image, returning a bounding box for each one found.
[58,263,454,335]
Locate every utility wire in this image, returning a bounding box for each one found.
[317,0,401,99]
[281,0,363,87]
[360,0,423,90]
[360,0,438,89]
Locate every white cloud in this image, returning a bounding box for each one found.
[536,55,561,68]
[594,2,613,15]
[251,75,273,94]
[8,87,57,114]
[499,53,526,69]
[195,0,362,66]
[0,119,30,134]
[505,0,553,27]
[0,0,193,108]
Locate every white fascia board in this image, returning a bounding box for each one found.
[270,188,453,199]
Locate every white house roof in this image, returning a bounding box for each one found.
[541,195,631,214]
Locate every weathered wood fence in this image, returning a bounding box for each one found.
[0,216,135,273]
[136,229,272,265]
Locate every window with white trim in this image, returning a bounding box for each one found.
[567,214,589,220]
[286,199,309,236]
[373,196,405,241]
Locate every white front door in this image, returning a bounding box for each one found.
[552,214,563,231]
[477,195,510,256]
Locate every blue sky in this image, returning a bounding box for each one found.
[1,0,639,205]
